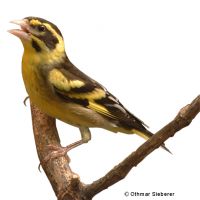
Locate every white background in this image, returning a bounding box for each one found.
[0,0,200,199]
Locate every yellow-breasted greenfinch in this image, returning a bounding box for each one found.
[9,17,170,157]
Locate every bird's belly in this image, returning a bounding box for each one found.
[22,63,115,130]
[28,88,114,129]
[29,92,95,127]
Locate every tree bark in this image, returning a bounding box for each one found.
[30,95,200,200]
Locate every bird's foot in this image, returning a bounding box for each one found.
[44,145,71,164]
[40,140,84,167]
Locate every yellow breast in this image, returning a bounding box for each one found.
[22,52,94,127]
[21,47,114,129]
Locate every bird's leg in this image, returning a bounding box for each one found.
[79,126,91,143]
[41,127,91,166]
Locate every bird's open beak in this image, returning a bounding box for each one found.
[8,19,31,40]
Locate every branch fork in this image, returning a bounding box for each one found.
[30,95,200,200]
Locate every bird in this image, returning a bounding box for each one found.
[9,17,170,160]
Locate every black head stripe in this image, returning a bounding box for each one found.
[25,16,63,37]
[37,29,59,50]
[32,39,42,52]
[25,17,61,50]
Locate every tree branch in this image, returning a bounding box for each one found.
[30,105,84,200]
[30,95,200,200]
[84,95,200,198]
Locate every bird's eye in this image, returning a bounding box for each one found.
[37,25,46,32]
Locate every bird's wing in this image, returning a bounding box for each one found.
[48,65,147,129]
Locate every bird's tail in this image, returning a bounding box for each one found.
[133,128,172,154]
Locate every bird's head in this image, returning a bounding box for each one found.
[9,17,66,63]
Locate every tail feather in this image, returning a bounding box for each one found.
[133,129,172,154]
[161,143,172,154]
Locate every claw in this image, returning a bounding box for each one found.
[23,96,29,106]
[38,163,42,172]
